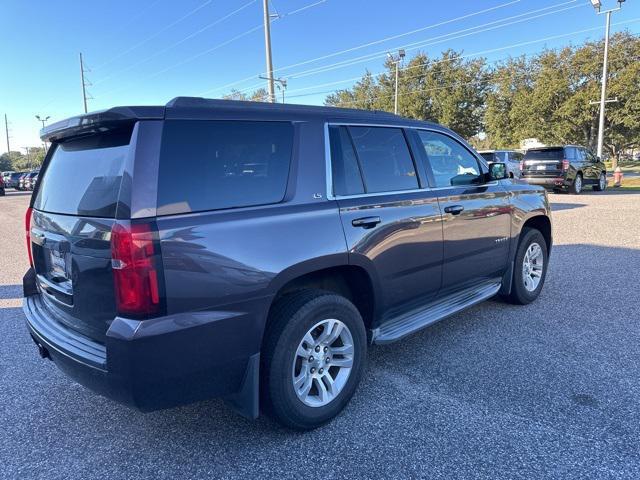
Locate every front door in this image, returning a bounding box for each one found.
[414,130,511,292]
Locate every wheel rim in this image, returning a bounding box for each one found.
[522,242,544,292]
[600,174,606,190]
[291,319,354,408]
[575,175,582,192]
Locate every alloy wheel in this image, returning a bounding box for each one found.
[522,242,544,292]
[291,319,354,407]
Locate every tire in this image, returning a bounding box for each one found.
[593,172,606,192]
[261,289,367,430]
[506,227,548,305]
[569,173,583,194]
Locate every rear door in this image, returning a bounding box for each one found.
[415,130,511,291]
[30,127,134,342]
[329,125,443,313]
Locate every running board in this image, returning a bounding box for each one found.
[372,280,502,345]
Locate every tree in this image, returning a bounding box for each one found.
[223,88,270,102]
[326,50,488,138]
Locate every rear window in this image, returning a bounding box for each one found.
[157,120,293,215]
[34,129,131,217]
[524,148,564,160]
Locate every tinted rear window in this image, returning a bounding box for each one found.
[157,120,293,215]
[34,130,131,217]
[524,148,564,160]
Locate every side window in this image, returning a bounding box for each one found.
[416,131,482,187]
[328,126,364,196]
[512,152,524,163]
[348,126,418,193]
[585,149,597,163]
[565,147,576,160]
[157,120,293,215]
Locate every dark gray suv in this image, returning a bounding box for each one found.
[23,98,552,430]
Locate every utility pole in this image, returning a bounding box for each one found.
[388,49,406,115]
[79,52,89,113]
[590,0,625,168]
[4,114,10,154]
[259,76,287,103]
[262,0,276,103]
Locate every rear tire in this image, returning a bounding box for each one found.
[506,228,548,305]
[593,173,606,192]
[569,173,583,194]
[261,289,367,430]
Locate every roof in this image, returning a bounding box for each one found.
[40,97,441,142]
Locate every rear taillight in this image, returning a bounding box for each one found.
[25,207,34,267]
[110,221,164,318]
[562,159,570,171]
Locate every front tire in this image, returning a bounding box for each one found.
[506,228,548,305]
[261,290,367,430]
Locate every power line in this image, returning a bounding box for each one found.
[200,0,522,96]
[292,17,640,105]
[218,0,581,98]
[286,0,584,81]
[93,0,258,86]
[95,0,327,101]
[93,0,215,71]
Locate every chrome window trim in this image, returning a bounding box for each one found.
[324,122,496,201]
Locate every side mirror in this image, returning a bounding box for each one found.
[488,162,508,181]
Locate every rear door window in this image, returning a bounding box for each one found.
[328,126,365,196]
[34,129,131,217]
[157,120,294,215]
[347,126,418,193]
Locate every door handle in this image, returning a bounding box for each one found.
[444,205,464,215]
[352,216,381,229]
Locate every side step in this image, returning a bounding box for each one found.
[372,280,502,344]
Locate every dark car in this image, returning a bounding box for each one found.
[5,172,25,189]
[478,150,524,179]
[0,175,4,196]
[23,98,552,430]
[520,145,606,194]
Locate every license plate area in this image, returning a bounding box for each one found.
[536,165,547,171]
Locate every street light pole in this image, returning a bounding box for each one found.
[596,9,611,161]
[36,115,50,153]
[591,0,625,166]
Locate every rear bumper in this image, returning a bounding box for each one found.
[520,176,568,189]
[23,291,263,417]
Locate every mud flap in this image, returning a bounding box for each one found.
[224,352,260,420]
[499,260,514,296]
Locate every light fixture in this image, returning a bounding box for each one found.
[590,0,602,10]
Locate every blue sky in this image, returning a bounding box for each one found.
[1,0,639,153]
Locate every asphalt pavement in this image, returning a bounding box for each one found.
[1,187,640,479]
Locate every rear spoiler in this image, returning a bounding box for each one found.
[40,106,165,142]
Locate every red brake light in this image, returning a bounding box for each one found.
[25,207,34,267]
[562,159,570,171]
[110,222,164,318]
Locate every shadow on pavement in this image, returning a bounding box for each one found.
[0,284,22,300]
[550,203,587,211]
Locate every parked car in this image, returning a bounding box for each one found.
[17,172,30,190]
[29,173,39,191]
[478,150,524,178]
[0,175,4,196]
[23,98,552,430]
[520,145,606,194]
[5,172,24,188]
[22,171,39,191]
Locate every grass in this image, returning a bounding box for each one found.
[608,176,640,191]
[605,160,640,173]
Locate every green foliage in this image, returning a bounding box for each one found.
[223,88,269,102]
[324,32,640,159]
[0,148,46,171]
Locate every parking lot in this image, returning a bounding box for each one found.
[1,188,640,479]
